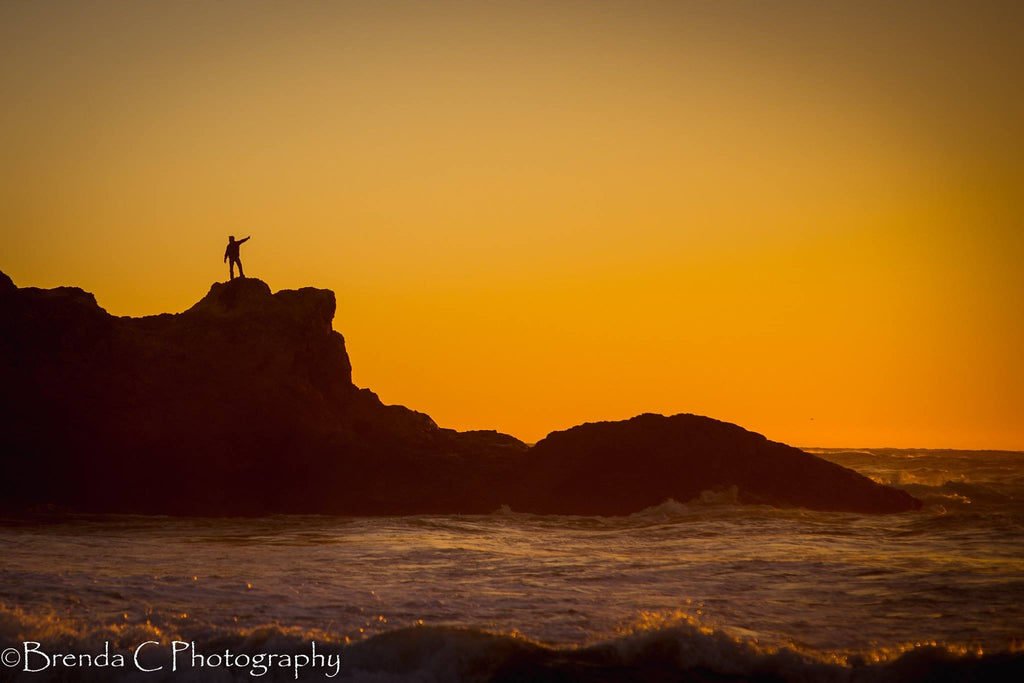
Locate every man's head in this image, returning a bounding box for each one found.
[228,235,235,243]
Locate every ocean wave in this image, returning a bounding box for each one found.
[0,606,1020,682]
[489,496,746,527]
[895,480,1022,514]
[485,496,760,533]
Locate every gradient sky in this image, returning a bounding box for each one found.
[2,1,1021,449]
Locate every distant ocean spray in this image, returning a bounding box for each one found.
[1,448,1022,681]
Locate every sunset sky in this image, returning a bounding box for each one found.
[2,1,1021,449]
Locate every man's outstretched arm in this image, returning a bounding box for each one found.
[238,236,251,244]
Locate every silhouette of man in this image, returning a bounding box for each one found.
[224,235,250,280]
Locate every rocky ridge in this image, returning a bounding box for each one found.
[0,271,921,515]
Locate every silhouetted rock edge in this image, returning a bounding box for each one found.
[0,270,922,515]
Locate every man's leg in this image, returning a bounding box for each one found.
[237,259,245,278]
[229,260,236,280]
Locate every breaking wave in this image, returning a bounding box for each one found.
[0,605,1020,682]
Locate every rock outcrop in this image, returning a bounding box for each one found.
[0,271,921,515]
[513,414,920,514]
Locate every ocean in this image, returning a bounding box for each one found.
[1,448,1022,681]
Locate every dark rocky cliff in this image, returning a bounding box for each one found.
[0,271,920,515]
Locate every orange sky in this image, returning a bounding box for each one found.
[2,1,1021,449]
